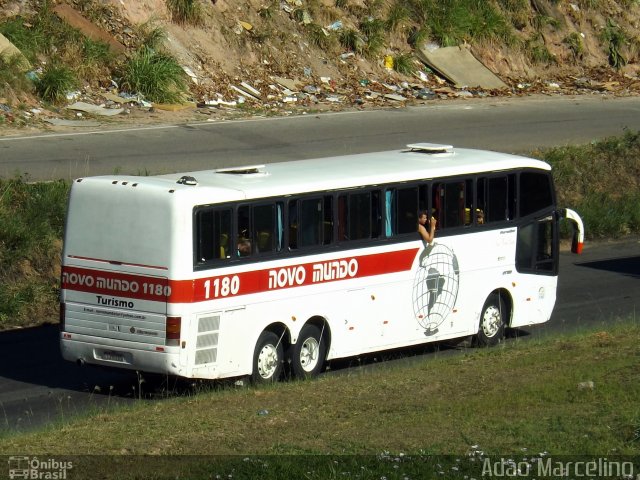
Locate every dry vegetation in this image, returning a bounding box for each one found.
[102,0,640,88]
[1,0,640,130]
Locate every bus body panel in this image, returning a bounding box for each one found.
[60,333,184,375]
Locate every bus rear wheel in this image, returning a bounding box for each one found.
[291,324,326,379]
[476,293,506,347]
[251,331,284,384]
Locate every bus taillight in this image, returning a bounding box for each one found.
[166,316,181,346]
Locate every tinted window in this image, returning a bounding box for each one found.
[289,196,333,249]
[520,172,553,217]
[477,174,516,225]
[195,208,232,263]
[338,190,381,241]
[385,185,428,236]
[433,181,469,229]
[253,203,283,254]
[516,215,556,274]
[237,205,252,257]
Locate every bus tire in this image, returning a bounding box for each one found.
[476,293,506,347]
[251,331,284,384]
[291,324,326,379]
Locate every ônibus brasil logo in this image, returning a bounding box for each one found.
[8,456,73,479]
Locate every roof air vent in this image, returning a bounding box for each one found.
[406,143,454,154]
[177,175,198,186]
[215,164,267,175]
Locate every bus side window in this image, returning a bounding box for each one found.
[253,202,283,254]
[520,171,553,217]
[371,190,381,239]
[477,175,516,225]
[477,178,487,225]
[446,182,465,228]
[300,198,322,247]
[384,189,395,236]
[237,205,252,257]
[338,190,380,242]
[288,200,298,250]
[350,192,370,240]
[397,187,418,234]
[323,196,333,245]
[462,179,473,226]
[215,210,232,259]
[337,195,347,241]
[196,209,215,263]
[433,182,463,229]
[289,197,330,249]
[385,186,423,237]
[195,207,232,265]
[432,183,443,228]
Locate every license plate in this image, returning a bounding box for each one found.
[101,350,125,362]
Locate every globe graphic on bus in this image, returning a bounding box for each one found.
[412,243,460,334]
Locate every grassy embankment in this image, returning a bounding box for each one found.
[1,130,639,329]
[0,322,638,478]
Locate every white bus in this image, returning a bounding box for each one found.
[60,143,584,383]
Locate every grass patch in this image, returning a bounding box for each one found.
[34,62,79,104]
[601,18,628,69]
[386,3,410,32]
[400,0,515,47]
[0,322,638,474]
[339,28,366,54]
[564,31,585,59]
[0,178,68,328]
[134,21,168,51]
[525,35,556,64]
[393,53,416,75]
[0,54,33,95]
[117,47,189,103]
[496,0,530,30]
[358,17,386,57]
[0,15,50,63]
[305,23,336,51]
[166,0,204,25]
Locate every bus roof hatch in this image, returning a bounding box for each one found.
[215,165,267,175]
[406,143,454,154]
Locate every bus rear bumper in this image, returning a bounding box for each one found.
[60,332,184,376]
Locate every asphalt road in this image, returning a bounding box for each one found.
[0,95,638,433]
[1,95,640,181]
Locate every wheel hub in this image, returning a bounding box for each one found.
[300,338,319,372]
[258,344,278,378]
[482,305,501,337]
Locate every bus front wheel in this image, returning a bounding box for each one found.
[291,324,326,379]
[476,293,506,347]
[251,331,284,384]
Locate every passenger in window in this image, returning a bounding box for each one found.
[237,238,251,257]
[417,210,437,245]
[476,209,485,225]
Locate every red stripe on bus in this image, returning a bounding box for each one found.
[61,248,420,304]
[61,266,173,302]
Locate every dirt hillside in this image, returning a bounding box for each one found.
[1,0,640,130]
